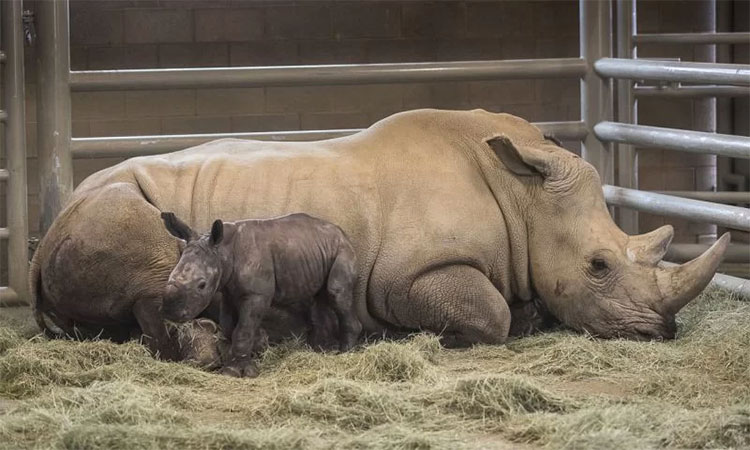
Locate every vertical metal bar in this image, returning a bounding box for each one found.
[2,0,29,303]
[616,0,638,234]
[36,0,72,235]
[693,0,718,244]
[580,0,614,186]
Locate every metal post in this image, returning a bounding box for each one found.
[580,0,614,185]
[36,0,72,235]
[2,0,28,304]
[616,0,638,234]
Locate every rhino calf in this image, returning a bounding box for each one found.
[160,212,363,377]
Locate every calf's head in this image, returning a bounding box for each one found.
[161,212,226,322]
[488,135,729,340]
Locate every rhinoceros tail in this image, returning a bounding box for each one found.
[29,242,59,338]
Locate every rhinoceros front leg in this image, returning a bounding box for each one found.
[406,265,511,347]
[133,297,180,361]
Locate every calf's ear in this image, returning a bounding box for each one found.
[209,219,224,246]
[161,212,198,242]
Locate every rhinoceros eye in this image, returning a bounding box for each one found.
[590,258,610,276]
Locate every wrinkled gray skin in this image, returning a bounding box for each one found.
[161,212,363,377]
[29,109,729,364]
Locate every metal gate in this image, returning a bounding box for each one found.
[0,0,28,306]
[9,0,750,305]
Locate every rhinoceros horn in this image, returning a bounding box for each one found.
[628,225,674,265]
[656,232,730,314]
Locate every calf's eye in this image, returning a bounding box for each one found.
[197,281,207,290]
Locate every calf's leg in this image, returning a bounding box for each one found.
[326,250,363,352]
[220,294,271,378]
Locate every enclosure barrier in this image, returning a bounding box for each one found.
[594,122,750,159]
[667,244,750,264]
[633,32,750,45]
[595,58,750,86]
[603,185,750,232]
[71,121,588,159]
[69,58,587,91]
[16,0,750,305]
[0,0,29,305]
[661,261,750,300]
[634,85,750,98]
[653,191,750,204]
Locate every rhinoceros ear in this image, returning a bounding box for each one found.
[161,212,198,242]
[486,135,551,178]
[209,219,224,246]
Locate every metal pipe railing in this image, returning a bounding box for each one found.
[666,243,750,264]
[69,58,588,91]
[2,0,29,304]
[595,57,750,86]
[653,191,750,204]
[594,121,750,159]
[661,261,750,300]
[633,85,750,98]
[633,32,750,45]
[603,185,750,232]
[71,121,588,159]
[0,287,19,305]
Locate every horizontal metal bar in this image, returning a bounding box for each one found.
[666,243,750,264]
[69,58,587,91]
[0,169,8,181]
[634,85,750,98]
[661,261,750,300]
[653,191,750,204]
[72,121,587,159]
[534,121,588,140]
[634,32,750,45]
[603,185,750,231]
[0,228,8,239]
[72,129,361,159]
[0,51,5,63]
[0,110,7,121]
[0,287,19,306]
[594,121,750,159]
[595,57,750,86]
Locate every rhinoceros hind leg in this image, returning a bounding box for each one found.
[407,265,511,348]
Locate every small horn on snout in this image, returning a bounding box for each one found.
[657,232,730,314]
[628,225,674,265]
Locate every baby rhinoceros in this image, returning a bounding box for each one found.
[160,212,363,378]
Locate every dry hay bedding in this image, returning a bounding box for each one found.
[0,288,748,450]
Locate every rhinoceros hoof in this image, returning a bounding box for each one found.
[220,362,259,378]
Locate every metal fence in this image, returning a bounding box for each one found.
[2,0,748,305]
[0,0,29,306]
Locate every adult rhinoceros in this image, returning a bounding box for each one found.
[30,109,729,359]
